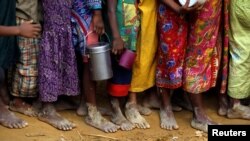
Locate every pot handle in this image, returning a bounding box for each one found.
[83,31,110,56]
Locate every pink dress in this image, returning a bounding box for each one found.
[183,0,227,94]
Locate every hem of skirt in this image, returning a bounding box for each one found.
[156,83,182,89]
[129,83,155,93]
[183,87,212,94]
[228,92,250,99]
[39,92,80,102]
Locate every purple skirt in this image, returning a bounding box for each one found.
[39,0,79,102]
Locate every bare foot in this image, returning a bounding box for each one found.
[142,94,182,112]
[125,102,150,129]
[110,99,135,131]
[38,104,76,131]
[85,103,120,133]
[137,104,152,116]
[191,119,208,133]
[160,106,179,130]
[9,99,37,117]
[191,107,217,133]
[218,95,228,116]
[227,103,250,120]
[76,102,87,116]
[77,103,112,116]
[0,101,28,128]
[142,93,160,109]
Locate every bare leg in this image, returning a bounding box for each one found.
[78,63,95,116]
[159,88,179,130]
[172,90,193,111]
[142,88,160,109]
[142,94,160,109]
[0,71,10,105]
[110,97,135,131]
[218,94,228,116]
[76,93,87,116]
[9,97,37,116]
[188,93,216,133]
[125,92,150,129]
[227,98,250,119]
[83,64,119,133]
[38,102,76,131]
[142,88,182,112]
[0,70,28,128]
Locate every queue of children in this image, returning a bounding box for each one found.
[0,0,250,134]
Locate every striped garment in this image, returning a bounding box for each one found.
[8,17,39,98]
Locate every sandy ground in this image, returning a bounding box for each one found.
[0,92,250,141]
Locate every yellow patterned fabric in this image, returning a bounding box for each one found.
[129,0,157,92]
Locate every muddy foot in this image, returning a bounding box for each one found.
[111,113,134,131]
[138,104,152,116]
[191,108,217,133]
[77,104,112,116]
[142,96,182,112]
[227,103,250,120]
[110,99,135,131]
[191,119,208,133]
[125,102,150,129]
[0,104,28,128]
[9,100,37,117]
[160,106,179,130]
[38,105,76,131]
[76,103,87,116]
[85,103,119,133]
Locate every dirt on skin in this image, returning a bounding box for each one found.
[0,89,250,141]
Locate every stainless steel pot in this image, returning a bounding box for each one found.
[86,42,113,81]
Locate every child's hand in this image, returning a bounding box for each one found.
[92,10,105,35]
[112,37,124,55]
[178,0,202,14]
[18,21,41,38]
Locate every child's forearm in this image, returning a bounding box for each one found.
[0,26,20,36]
[93,9,102,16]
[107,0,121,39]
[161,0,181,13]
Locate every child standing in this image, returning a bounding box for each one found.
[8,0,42,117]
[107,0,140,130]
[227,0,250,119]
[71,0,119,133]
[156,0,195,130]
[0,0,40,128]
[183,0,222,132]
[156,0,220,132]
[38,0,79,131]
